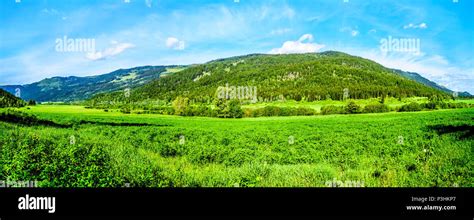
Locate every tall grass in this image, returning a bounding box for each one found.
[0,106,472,187]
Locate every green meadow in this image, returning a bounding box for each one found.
[0,105,472,187]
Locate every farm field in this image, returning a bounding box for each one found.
[0,105,472,187]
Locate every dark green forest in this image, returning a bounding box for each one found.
[0,88,26,108]
[89,51,451,108]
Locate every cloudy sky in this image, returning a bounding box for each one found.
[0,0,472,93]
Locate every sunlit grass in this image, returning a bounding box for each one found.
[1,105,472,187]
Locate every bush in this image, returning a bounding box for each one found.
[227,99,244,118]
[345,101,361,114]
[213,99,244,118]
[120,107,131,114]
[321,105,345,115]
[438,102,448,109]
[422,102,437,110]
[398,102,422,112]
[172,96,190,116]
[244,106,316,117]
[447,102,468,109]
[262,106,281,116]
[27,100,36,106]
[363,103,390,113]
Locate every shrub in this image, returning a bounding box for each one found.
[422,102,437,110]
[446,102,468,109]
[262,106,281,116]
[172,96,189,116]
[321,105,345,115]
[295,107,317,116]
[363,103,390,113]
[345,101,361,114]
[227,99,243,118]
[120,107,131,114]
[438,102,448,109]
[398,102,422,112]
[244,106,316,117]
[214,99,243,118]
[27,100,36,106]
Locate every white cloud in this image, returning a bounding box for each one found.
[269,34,325,54]
[270,28,292,35]
[368,29,377,34]
[86,42,134,61]
[166,37,185,50]
[403,22,428,29]
[298,34,313,42]
[351,30,359,37]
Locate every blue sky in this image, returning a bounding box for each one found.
[0,0,473,93]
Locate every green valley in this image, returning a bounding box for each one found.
[0,105,472,187]
[1,51,472,188]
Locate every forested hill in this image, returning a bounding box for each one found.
[90,51,451,104]
[0,88,25,108]
[0,65,184,102]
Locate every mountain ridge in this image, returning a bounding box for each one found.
[1,51,470,103]
[0,65,186,102]
[89,51,463,106]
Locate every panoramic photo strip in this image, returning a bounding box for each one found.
[0,0,472,218]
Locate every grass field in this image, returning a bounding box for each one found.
[1,105,472,187]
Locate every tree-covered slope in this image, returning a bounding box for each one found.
[90,51,451,104]
[0,88,25,108]
[0,66,184,102]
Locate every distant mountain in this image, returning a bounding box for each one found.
[0,88,25,108]
[3,51,466,103]
[457,91,473,98]
[90,51,454,105]
[391,69,472,97]
[0,66,186,102]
